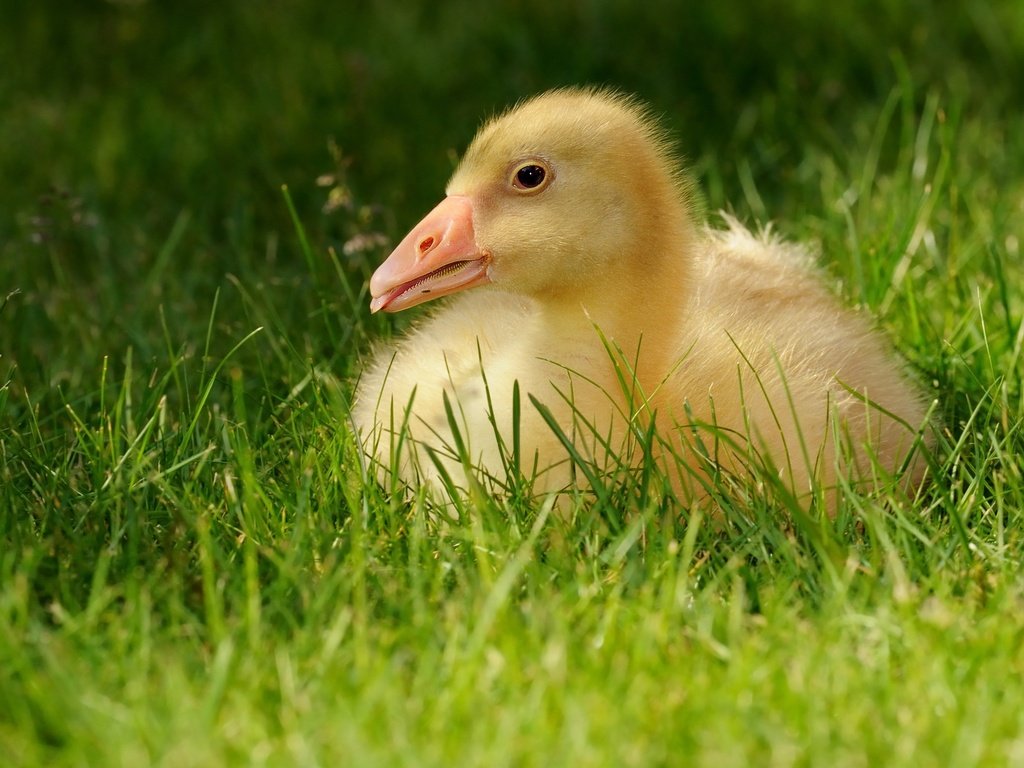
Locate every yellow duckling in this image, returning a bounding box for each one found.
[353,87,932,510]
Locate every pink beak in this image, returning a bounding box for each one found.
[369,195,491,313]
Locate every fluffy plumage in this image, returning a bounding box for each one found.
[353,87,933,510]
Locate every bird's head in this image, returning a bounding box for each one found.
[369,87,692,313]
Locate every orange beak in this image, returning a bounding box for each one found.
[369,195,492,313]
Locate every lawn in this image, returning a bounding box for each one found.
[2,1,1024,765]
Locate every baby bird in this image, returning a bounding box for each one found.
[353,87,932,511]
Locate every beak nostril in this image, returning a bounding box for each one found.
[418,236,436,255]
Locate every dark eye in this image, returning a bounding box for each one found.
[513,163,548,191]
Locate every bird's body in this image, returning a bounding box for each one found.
[353,88,932,509]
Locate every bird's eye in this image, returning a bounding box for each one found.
[512,162,550,192]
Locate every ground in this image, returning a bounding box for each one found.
[2,1,1024,765]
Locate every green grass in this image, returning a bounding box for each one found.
[3,1,1024,765]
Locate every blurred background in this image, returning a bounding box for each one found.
[1,0,1022,403]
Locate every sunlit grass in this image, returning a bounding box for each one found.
[2,2,1024,765]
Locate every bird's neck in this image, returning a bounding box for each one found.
[536,217,697,402]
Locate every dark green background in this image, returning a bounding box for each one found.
[2,0,1021,411]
